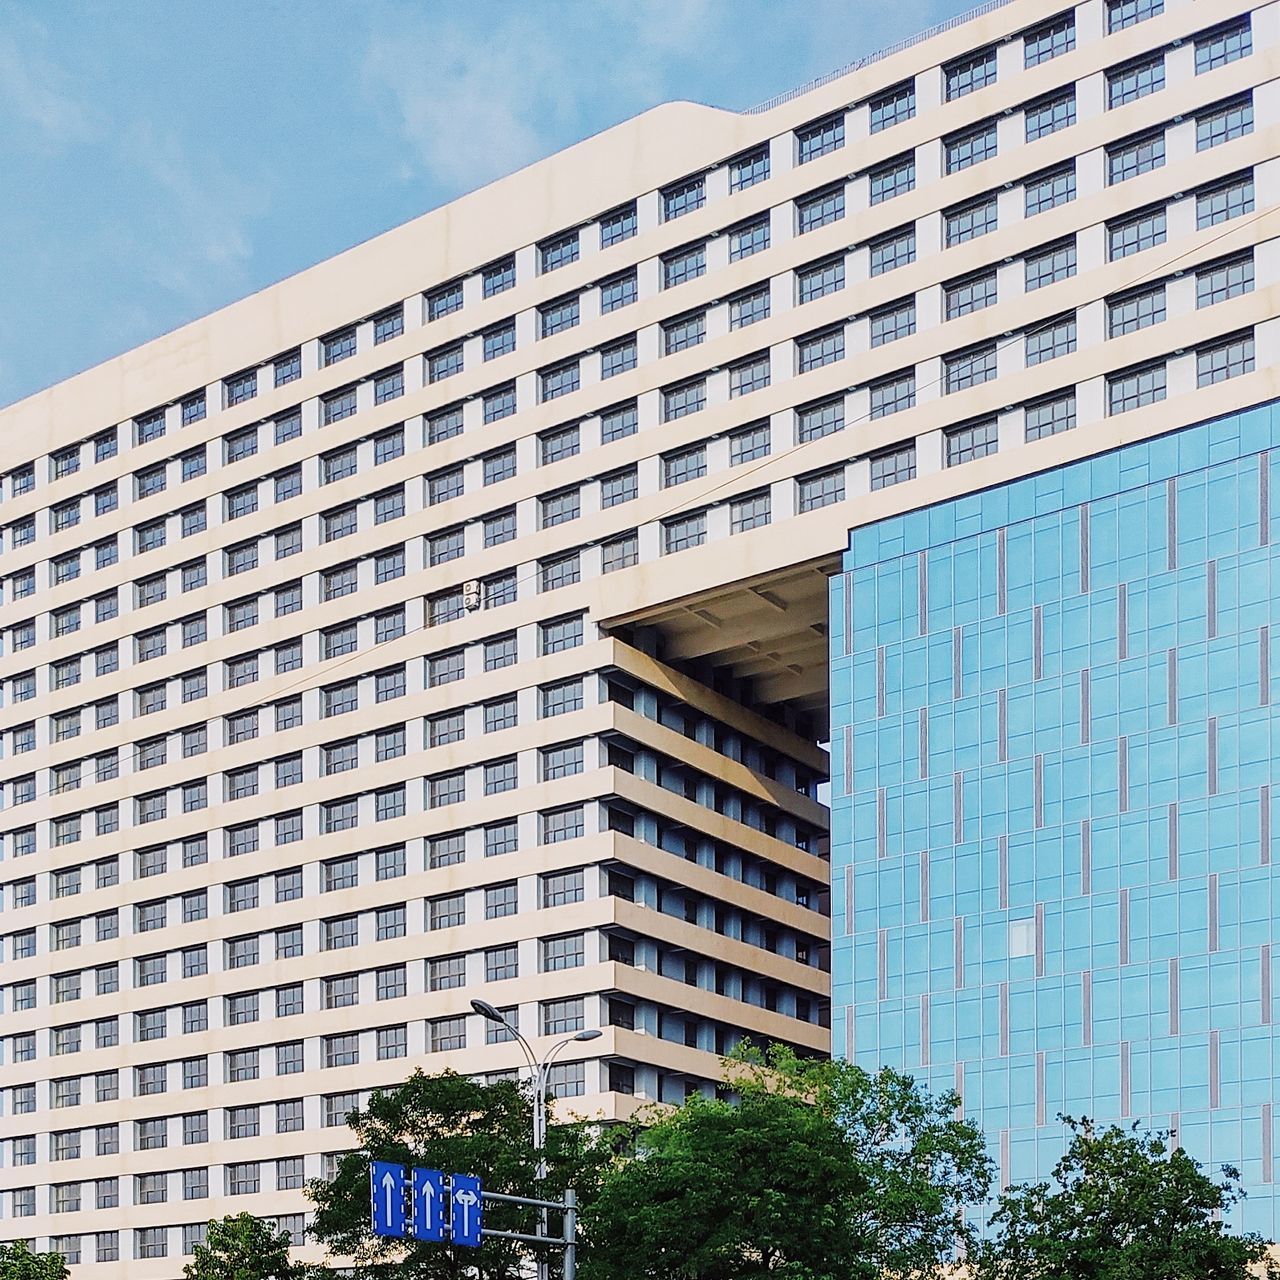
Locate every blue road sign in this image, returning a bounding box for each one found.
[412,1167,447,1242]
[370,1161,407,1238]
[451,1173,483,1248]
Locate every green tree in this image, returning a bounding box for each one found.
[0,1240,69,1280]
[307,1068,605,1278]
[582,1046,991,1280]
[972,1116,1280,1280]
[182,1213,304,1280]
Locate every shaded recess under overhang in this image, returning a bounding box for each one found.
[594,553,841,733]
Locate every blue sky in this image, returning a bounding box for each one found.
[0,0,970,409]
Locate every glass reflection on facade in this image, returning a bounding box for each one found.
[831,400,1280,1235]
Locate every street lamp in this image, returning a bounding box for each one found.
[471,999,601,1279]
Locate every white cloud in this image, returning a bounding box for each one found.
[0,22,94,149]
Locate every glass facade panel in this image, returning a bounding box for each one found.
[831,398,1280,1236]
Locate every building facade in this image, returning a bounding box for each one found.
[0,0,1272,1268]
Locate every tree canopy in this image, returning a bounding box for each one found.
[307,1068,604,1279]
[0,1241,69,1280]
[971,1116,1280,1280]
[182,1213,305,1280]
[581,1047,992,1280]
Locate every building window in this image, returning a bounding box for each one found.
[945,123,996,174]
[662,175,704,221]
[796,184,844,234]
[1196,331,1255,386]
[600,269,637,313]
[1025,90,1075,142]
[483,256,516,297]
[869,445,917,491]
[870,80,914,132]
[662,242,705,287]
[945,419,998,467]
[1196,95,1253,152]
[1025,238,1076,291]
[1107,205,1166,260]
[944,196,996,246]
[944,344,998,393]
[729,286,770,330]
[731,490,772,534]
[1197,172,1253,229]
[663,511,706,553]
[944,46,996,100]
[1025,162,1075,217]
[869,370,915,418]
[1107,361,1167,413]
[944,270,996,320]
[1108,284,1166,336]
[1107,54,1164,108]
[797,327,844,373]
[870,152,915,202]
[869,226,915,276]
[1106,0,1162,33]
[541,934,585,971]
[1107,129,1165,184]
[869,298,915,348]
[1197,17,1251,73]
[730,145,770,190]
[1025,12,1074,65]
[729,214,770,261]
[1026,314,1076,366]
[428,280,463,319]
[1196,252,1254,308]
[600,202,637,246]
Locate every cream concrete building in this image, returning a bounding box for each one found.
[0,0,1273,1268]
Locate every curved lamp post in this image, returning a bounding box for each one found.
[470,999,600,1278]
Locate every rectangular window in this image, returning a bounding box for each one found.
[730,490,771,533]
[1197,172,1253,228]
[796,185,844,234]
[946,123,996,173]
[663,510,706,554]
[1196,95,1253,151]
[1107,283,1166,336]
[1022,390,1079,439]
[1025,90,1075,142]
[944,270,996,320]
[1107,361,1167,413]
[869,226,915,276]
[599,202,637,246]
[870,152,915,201]
[944,195,996,246]
[600,269,637,313]
[945,46,996,100]
[1107,205,1166,260]
[730,145,770,190]
[869,370,915,419]
[869,298,916,348]
[1197,17,1251,73]
[662,175,704,221]
[1107,0,1161,30]
[1197,252,1254,307]
[1197,331,1255,386]
[729,215,770,262]
[662,243,705,288]
[870,444,917,490]
[1026,314,1076,365]
[1025,13,1074,66]
[796,327,844,373]
[1107,54,1164,107]
[944,344,998,393]
[1026,238,1076,291]
[869,81,914,132]
[1107,129,1164,183]
[540,360,580,401]
[1025,162,1075,217]
[797,112,844,163]
[729,286,770,330]
[797,255,845,304]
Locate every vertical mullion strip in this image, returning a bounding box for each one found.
[918,550,928,636]
[1079,503,1090,594]
[1167,648,1178,725]
[1260,450,1270,547]
[1121,1040,1131,1116]
[952,626,963,700]
[1081,818,1092,895]
[1209,1030,1221,1109]
[1262,944,1272,1026]
[1118,735,1129,813]
[920,994,930,1067]
[1169,958,1180,1035]
[998,688,1008,761]
[1208,872,1219,952]
[920,850,930,923]
[1082,969,1093,1046]
[999,835,1009,911]
[1207,558,1218,639]
[1033,605,1044,681]
[1262,784,1272,866]
[954,916,965,988]
[1080,669,1091,745]
[1166,477,1178,572]
[1118,583,1128,661]
[996,527,1007,615]
[1261,625,1270,706]
[1208,717,1218,796]
[1119,887,1130,965]
[1168,801,1179,880]
[919,706,929,780]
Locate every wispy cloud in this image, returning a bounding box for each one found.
[0,22,94,150]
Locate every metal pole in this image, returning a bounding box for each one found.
[535,1063,548,1280]
[562,1188,577,1280]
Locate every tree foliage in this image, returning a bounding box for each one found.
[0,1241,69,1280]
[971,1116,1280,1280]
[307,1068,605,1279]
[182,1213,304,1280]
[581,1046,992,1280]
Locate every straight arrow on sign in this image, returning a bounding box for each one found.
[412,1167,447,1242]
[370,1161,407,1238]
